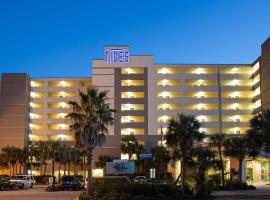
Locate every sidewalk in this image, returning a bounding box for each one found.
[213,184,270,199]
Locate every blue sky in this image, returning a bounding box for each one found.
[0,0,269,77]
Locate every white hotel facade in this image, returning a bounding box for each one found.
[0,37,270,182]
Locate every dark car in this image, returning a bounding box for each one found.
[61,176,82,190]
[0,179,14,191]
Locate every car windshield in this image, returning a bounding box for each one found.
[62,177,74,181]
[11,176,24,180]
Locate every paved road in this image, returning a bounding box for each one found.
[0,186,81,200]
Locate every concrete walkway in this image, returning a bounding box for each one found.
[213,184,270,199]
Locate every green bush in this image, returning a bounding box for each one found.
[207,173,222,191]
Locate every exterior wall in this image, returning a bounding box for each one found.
[29,77,91,143]
[0,73,30,150]
[260,37,270,109]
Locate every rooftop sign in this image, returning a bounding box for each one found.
[104,47,129,64]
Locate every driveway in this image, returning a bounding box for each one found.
[0,185,81,200]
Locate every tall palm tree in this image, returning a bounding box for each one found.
[18,147,27,175]
[120,135,139,160]
[193,147,218,195]
[71,148,81,176]
[247,109,270,153]
[95,155,113,169]
[165,113,204,191]
[210,134,226,186]
[2,146,20,175]
[47,140,60,189]
[36,141,50,176]
[224,137,248,183]
[151,145,170,178]
[27,145,38,175]
[66,88,115,197]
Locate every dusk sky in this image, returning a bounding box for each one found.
[0,0,270,77]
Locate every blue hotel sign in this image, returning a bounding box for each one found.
[104,47,129,63]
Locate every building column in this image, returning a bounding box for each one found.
[242,159,246,182]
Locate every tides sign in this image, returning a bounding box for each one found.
[104,47,129,64]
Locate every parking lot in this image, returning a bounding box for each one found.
[0,185,81,200]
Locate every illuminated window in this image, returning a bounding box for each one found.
[197,115,207,122]
[121,128,144,135]
[121,104,144,111]
[195,103,205,110]
[158,91,180,98]
[121,68,144,74]
[121,92,144,98]
[121,116,144,123]
[194,91,205,98]
[121,80,144,86]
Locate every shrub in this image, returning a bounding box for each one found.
[207,173,222,191]
[221,180,256,190]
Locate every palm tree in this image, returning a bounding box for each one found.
[36,141,50,176]
[193,147,218,196]
[120,135,139,160]
[95,155,113,169]
[47,140,60,189]
[247,109,270,153]
[71,148,81,176]
[66,88,115,197]
[224,137,249,183]
[151,145,170,178]
[18,147,27,175]
[165,113,204,191]
[210,134,226,186]
[27,145,38,175]
[2,146,20,175]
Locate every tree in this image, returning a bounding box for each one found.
[151,145,170,178]
[193,147,219,196]
[209,134,226,186]
[27,145,38,175]
[18,147,27,175]
[165,113,204,191]
[120,135,139,160]
[67,88,115,197]
[36,141,50,176]
[95,155,113,169]
[247,109,270,153]
[47,140,60,189]
[224,137,248,183]
[71,148,81,176]
[2,146,20,175]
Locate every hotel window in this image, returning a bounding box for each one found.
[157,67,180,75]
[157,103,180,111]
[121,68,144,74]
[157,79,180,86]
[30,92,44,98]
[121,116,144,123]
[31,81,44,87]
[121,92,144,98]
[157,91,180,98]
[121,104,144,111]
[121,80,144,86]
[121,128,144,135]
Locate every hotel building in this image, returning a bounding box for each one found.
[0,37,270,182]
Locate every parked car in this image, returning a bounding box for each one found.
[133,176,150,184]
[9,175,32,189]
[61,176,82,190]
[0,179,15,191]
[26,175,36,187]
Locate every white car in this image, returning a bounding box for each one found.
[9,175,33,189]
